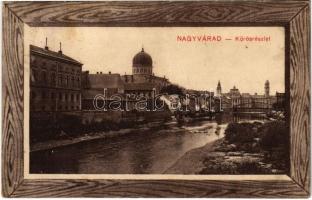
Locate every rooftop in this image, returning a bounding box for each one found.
[85,73,124,89]
[124,83,155,91]
[30,45,82,65]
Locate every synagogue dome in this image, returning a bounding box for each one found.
[132,48,153,68]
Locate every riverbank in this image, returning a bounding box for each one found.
[30,121,166,152]
[166,120,288,174]
[31,116,224,152]
[165,138,221,174]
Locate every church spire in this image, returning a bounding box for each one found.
[217,80,222,96]
[265,80,270,97]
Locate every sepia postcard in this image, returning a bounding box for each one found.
[2,1,310,197]
[24,26,287,177]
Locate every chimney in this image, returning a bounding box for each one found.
[58,42,62,54]
[109,71,111,74]
[44,37,49,50]
[97,72,99,74]
[100,72,102,74]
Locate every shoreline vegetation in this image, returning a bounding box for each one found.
[30,113,219,152]
[166,119,288,174]
[30,120,168,152]
[30,116,218,152]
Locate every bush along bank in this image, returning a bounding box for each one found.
[199,120,288,174]
[30,111,172,144]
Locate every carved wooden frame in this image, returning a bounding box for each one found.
[2,1,310,197]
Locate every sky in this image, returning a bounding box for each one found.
[25,26,285,94]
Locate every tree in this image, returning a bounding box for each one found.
[160,84,185,96]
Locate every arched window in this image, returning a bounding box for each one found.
[77,77,80,87]
[51,72,56,85]
[31,69,38,83]
[58,75,62,86]
[66,75,69,86]
[30,55,36,64]
[71,76,75,87]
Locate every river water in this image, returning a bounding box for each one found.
[30,113,267,174]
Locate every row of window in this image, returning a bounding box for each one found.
[31,69,80,88]
[31,91,80,102]
[57,74,80,88]
[133,67,152,74]
[32,105,80,111]
[32,65,80,75]
[126,91,152,98]
[31,57,80,74]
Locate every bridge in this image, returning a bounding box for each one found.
[231,101,272,113]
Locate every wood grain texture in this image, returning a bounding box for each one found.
[9,179,309,198]
[1,0,310,198]
[2,4,24,197]
[5,1,309,26]
[289,5,310,193]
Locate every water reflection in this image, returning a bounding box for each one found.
[215,112,267,124]
[30,113,266,174]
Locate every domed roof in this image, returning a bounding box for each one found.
[133,48,152,67]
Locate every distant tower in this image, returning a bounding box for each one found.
[265,80,270,97]
[216,80,222,96]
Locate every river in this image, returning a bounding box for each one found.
[30,113,267,174]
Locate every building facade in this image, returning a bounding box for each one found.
[217,80,283,112]
[30,44,82,113]
[81,71,125,110]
